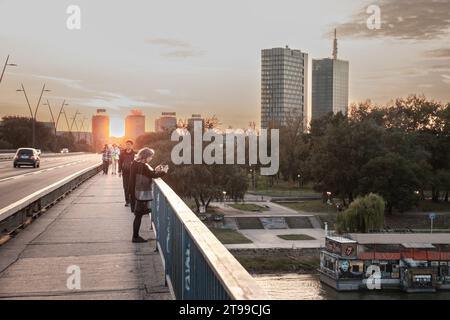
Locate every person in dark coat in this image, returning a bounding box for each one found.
[101,144,111,174]
[118,139,136,207]
[128,147,166,243]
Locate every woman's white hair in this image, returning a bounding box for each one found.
[136,147,155,161]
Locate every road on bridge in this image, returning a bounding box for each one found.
[0,154,101,209]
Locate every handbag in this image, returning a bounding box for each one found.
[135,163,153,201]
[135,200,151,215]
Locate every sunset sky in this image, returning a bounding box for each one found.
[0,0,449,136]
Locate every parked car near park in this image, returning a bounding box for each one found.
[13,148,40,168]
[60,148,69,153]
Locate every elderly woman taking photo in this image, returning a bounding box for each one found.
[128,147,168,243]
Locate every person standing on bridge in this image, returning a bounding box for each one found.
[110,144,120,175]
[118,140,136,207]
[128,147,167,243]
[101,144,112,175]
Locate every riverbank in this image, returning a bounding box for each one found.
[229,248,320,274]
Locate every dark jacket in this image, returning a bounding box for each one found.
[118,149,136,173]
[128,160,166,213]
[102,148,111,162]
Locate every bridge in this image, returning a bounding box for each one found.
[0,153,267,300]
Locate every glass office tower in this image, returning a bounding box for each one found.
[261,46,308,129]
[311,58,349,120]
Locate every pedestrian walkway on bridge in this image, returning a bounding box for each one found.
[0,174,172,300]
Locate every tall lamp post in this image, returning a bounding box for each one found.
[78,117,87,142]
[70,110,81,143]
[0,55,17,85]
[249,168,255,189]
[43,99,69,151]
[16,84,51,148]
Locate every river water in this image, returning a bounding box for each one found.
[253,274,450,300]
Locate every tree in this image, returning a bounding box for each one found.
[279,111,310,182]
[308,115,385,205]
[170,164,248,212]
[336,193,385,234]
[135,131,249,213]
[359,153,420,214]
[0,116,53,150]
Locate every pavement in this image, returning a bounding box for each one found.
[212,201,307,217]
[0,173,171,300]
[212,201,325,249]
[0,154,102,209]
[225,229,326,249]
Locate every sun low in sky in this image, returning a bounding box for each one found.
[0,0,449,134]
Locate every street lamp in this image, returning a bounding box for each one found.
[78,117,87,142]
[69,110,81,132]
[43,99,69,151]
[326,192,332,205]
[222,191,227,205]
[297,174,301,189]
[429,213,436,234]
[0,55,18,85]
[16,84,51,148]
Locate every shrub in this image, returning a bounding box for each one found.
[336,193,385,233]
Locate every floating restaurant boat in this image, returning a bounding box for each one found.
[319,233,450,293]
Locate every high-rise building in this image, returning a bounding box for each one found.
[261,46,308,129]
[92,109,109,151]
[187,114,204,130]
[125,109,145,140]
[311,30,349,121]
[155,112,177,132]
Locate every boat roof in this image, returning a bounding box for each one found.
[326,236,357,244]
[349,233,450,245]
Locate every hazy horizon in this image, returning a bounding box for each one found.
[1,0,449,136]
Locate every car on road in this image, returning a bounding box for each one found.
[13,148,41,168]
[60,148,69,154]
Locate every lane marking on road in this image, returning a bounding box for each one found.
[0,159,92,183]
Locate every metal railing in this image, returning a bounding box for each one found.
[151,178,268,300]
[0,163,102,238]
[0,151,88,161]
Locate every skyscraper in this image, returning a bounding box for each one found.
[92,109,109,151]
[125,109,145,140]
[155,112,177,132]
[261,46,308,129]
[187,114,204,130]
[311,30,349,121]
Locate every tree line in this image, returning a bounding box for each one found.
[280,95,450,214]
[0,116,92,152]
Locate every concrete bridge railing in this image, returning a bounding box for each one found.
[151,177,268,300]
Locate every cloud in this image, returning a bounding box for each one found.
[155,89,171,95]
[161,50,205,58]
[424,48,450,58]
[9,72,89,91]
[335,0,450,40]
[442,74,450,84]
[418,84,433,88]
[147,38,192,49]
[81,92,159,110]
[147,37,205,58]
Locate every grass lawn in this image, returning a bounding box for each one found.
[248,178,320,197]
[210,228,253,244]
[229,203,269,212]
[277,234,316,241]
[234,254,319,274]
[277,200,338,214]
[235,217,264,229]
[418,200,450,212]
